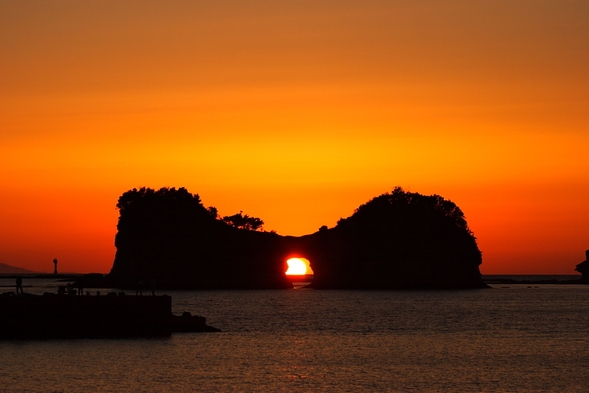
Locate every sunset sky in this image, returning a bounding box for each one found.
[1,1,588,274]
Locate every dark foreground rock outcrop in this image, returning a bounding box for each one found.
[575,250,589,283]
[108,187,486,289]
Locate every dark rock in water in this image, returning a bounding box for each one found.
[171,311,221,333]
[575,250,589,283]
[108,187,486,290]
[0,294,220,339]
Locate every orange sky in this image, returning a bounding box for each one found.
[1,1,588,274]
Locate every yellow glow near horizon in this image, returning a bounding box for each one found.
[285,258,313,276]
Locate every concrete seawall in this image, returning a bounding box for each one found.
[0,294,173,338]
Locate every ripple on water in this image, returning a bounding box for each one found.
[0,284,587,392]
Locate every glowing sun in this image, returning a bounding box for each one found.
[285,258,312,275]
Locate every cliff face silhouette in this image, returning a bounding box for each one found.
[575,250,589,283]
[109,187,291,289]
[109,187,485,289]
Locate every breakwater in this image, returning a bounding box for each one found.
[0,294,218,339]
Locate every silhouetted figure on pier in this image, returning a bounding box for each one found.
[15,277,23,295]
[66,284,76,296]
[136,280,144,296]
[53,258,58,275]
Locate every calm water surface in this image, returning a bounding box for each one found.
[0,277,587,392]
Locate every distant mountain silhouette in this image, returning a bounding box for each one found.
[0,263,36,274]
[109,187,486,289]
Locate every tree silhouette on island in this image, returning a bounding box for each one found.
[221,211,264,231]
[108,187,486,289]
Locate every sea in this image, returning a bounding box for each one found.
[0,275,587,393]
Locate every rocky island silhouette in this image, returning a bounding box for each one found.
[108,187,486,289]
[575,250,589,283]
